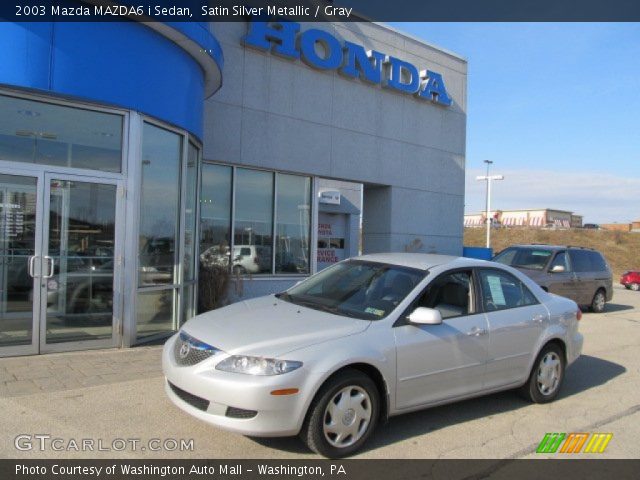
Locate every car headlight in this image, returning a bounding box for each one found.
[215,356,302,375]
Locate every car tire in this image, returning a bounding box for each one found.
[630,283,640,292]
[518,343,565,404]
[300,369,380,458]
[590,289,606,313]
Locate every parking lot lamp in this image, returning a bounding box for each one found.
[476,160,504,248]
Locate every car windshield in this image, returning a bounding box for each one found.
[276,260,426,320]
[493,247,553,271]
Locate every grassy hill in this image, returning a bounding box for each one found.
[464,227,640,278]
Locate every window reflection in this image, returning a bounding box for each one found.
[276,174,310,274]
[183,143,198,282]
[199,164,232,270]
[0,175,37,346]
[0,95,122,172]
[138,124,181,286]
[233,169,273,275]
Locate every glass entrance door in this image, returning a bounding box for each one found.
[0,170,122,357]
[0,173,40,355]
[40,174,121,352]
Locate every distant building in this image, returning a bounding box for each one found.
[601,223,632,232]
[464,208,582,229]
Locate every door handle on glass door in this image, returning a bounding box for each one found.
[28,255,38,278]
[43,256,55,278]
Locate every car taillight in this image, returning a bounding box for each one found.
[576,309,582,321]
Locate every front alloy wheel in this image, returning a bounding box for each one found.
[301,369,379,458]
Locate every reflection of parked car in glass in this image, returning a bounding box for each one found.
[621,271,640,291]
[493,244,613,312]
[200,245,270,274]
[45,257,113,321]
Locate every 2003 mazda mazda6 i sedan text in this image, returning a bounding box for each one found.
[163,253,583,457]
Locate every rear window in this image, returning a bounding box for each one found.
[493,247,553,270]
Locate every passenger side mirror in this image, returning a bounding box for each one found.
[407,307,442,325]
[550,265,565,273]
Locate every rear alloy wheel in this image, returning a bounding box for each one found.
[590,289,606,313]
[300,369,379,458]
[630,283,640,292]
[519,343,565,403]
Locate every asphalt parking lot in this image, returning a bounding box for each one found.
[1,285,639,459]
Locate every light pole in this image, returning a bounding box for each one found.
[476,160,504,249]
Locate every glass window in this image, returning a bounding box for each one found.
[417,271,472,319]
[199,164,232,270]
[568,250,592,272]
[233,169,273,274]
[478,269,538,311]
[0,175,37,347]
[138,123,182,286]
[493,247,552,271]
[136,289,175,339]
[0,95,122,172]
[183,143,199,281]
[549,252,570,272]
[587,251,608,272]
[279,260,425,320]
[275,174,311,274]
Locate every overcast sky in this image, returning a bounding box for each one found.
[391,23,640,224]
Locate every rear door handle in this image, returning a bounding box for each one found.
[467,327,488,336]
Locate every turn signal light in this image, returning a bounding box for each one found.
[576,309,582,321]
[270,388,299,396]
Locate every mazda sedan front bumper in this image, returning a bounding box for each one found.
[162,333,321,437]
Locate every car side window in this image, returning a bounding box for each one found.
[568,249,592,272]
[587,251,608,271]
[478,269,538,312]
[549,251,570,272]
[415,271,473,319]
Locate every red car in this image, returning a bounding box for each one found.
[621,271,640,291]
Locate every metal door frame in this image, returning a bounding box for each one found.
[39,171,124,354]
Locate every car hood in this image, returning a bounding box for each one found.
[181,295,371,358]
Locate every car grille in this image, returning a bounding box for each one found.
[226,406,258,419]
[168,381,210,412]
[173,331,221,366]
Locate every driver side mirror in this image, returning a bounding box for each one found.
[550,265,565,273]
[407,307,442,325]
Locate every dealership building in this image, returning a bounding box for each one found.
[0,18,467,356]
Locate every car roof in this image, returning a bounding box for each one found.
[507,244,565,250]
[353,252,490,271]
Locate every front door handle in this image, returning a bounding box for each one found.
[532,314,546,324]
[467,327,488,336]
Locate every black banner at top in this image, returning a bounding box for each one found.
[3,0,640,22]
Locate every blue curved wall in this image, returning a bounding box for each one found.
[0,21,223,139]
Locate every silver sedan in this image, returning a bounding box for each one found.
[162,253,583,457]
